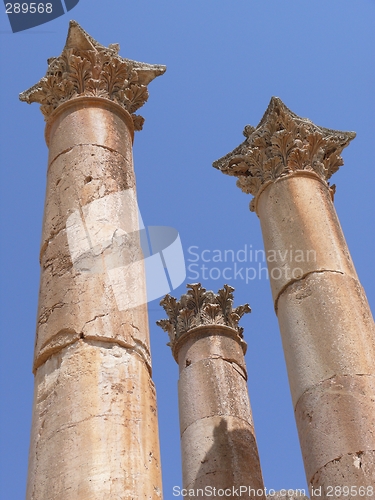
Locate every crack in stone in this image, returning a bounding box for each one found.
[38,302,64,325]
[84,313,108,326]
[274,269,345,314]
[181,414,254,436]
[294,373,375,411]
[185,354,248,381]
[48,143,130,172]
[309,450,367,486]
[49,413,144,438]
[40,225,67,261]
[35,335,152,375]
[226,358,248,381]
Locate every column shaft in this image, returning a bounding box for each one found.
[20,21,166,500]
[158,284,266,500]
[26,99,162,499]
[258,173,375,491]
[178,327,265,498]
[213,97,375,497]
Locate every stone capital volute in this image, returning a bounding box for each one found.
[19,20,166,131]
[157,283,250,359]
[213,97,355,212]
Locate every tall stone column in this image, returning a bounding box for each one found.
[20,21,165,500]
[157,283,266,500]
[213,98,375,496]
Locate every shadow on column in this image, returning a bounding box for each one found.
[187,418,266,500]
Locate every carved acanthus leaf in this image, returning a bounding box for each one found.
[233,304,252,320]
[177,308,197,334]
[159,294,180,326]
[157,283,250,349]
[213,97,356,210]
[19,21,166,130]
[157,294,182,346]
[201,304,225,325]
[185,282,207,314]
[156,319,175,346]
[215,284,234,319]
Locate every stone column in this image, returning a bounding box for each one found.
[213,98,375,496]
[157,283,266,500]
[20,21,165,500]
[267,494,308,500]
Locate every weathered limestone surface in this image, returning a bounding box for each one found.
[35,99,150,372]
[255,174,357,305]
[158,284,266,500]
[295,374,375,482]
[278,272,375,405]
[213,98,375,497]
[309,450,375,491]
[27,341,161,499]
[21,21,165,499]
[178,356,253,433]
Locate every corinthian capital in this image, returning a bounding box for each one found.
[19,21,166,130]
[157,283,250,349]
[213,97,355,211]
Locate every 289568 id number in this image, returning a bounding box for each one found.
[5,3,53,13]
[326,486,374,497]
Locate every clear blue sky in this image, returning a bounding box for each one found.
[1,1,374,498]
